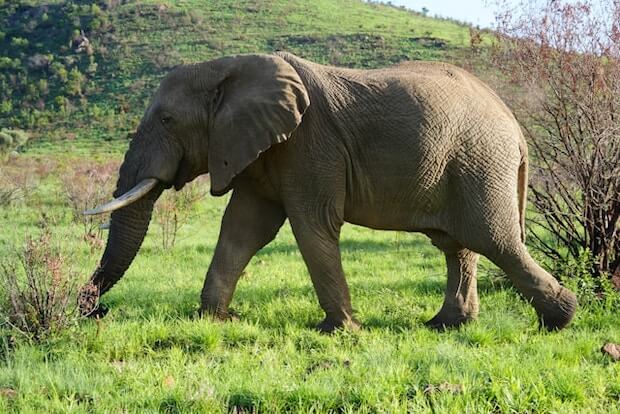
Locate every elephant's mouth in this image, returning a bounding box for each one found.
[173,155,206,191]
[173,163,191,191]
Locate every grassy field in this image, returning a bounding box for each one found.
[1,0,620,412]
[0,153,619,413]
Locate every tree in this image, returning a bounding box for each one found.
[492,0,620,280]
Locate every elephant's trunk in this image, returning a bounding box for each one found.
[81,140,167,313]
[90,188,162,296]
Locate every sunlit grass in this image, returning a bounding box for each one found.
[0,153,619,412]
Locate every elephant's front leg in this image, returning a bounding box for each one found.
[288,214,359,333]
[201,187,286,319]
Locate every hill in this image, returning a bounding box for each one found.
[0,0,476,152]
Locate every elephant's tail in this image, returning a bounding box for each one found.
[517,145,528,243]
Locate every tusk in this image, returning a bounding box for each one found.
[83,178,159,215]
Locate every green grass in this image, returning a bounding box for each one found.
[0,155,619,413]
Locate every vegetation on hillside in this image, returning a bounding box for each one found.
[0,0,474,144]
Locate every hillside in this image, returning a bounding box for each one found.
[0,0,475,151]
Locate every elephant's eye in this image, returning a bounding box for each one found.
[161,115,172,125]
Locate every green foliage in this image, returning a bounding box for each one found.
[50,62,68,82]
[0,0,471,138]
[10,37,28,48]
[0,56,18,69]
[54,96,68,112]
[0,128,29,156]
[559,250,620,309]
[0,100,12,114]
[65,67,85,96]
[37,78,48,94]
[0,131,13,151]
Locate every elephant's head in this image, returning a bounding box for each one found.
[81,54,309,309]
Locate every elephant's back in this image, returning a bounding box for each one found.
[405,62,520,137]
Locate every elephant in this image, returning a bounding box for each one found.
[81,52,577,332]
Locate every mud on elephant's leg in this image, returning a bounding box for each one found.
[289,217,360,333]
[426,248,480,330]
[200,187,286,320]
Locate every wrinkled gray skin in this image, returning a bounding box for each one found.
[85,52,577,332]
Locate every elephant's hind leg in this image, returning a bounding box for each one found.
[486,246,577,330]
[456,196,577,330]
[426,232,480,329]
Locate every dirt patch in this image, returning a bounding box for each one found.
[410,36,448,49]
[602,343,620,361]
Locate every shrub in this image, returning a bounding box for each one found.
[558,250,620,310]
[0,230,81,341]
[51,62,68,83]
[0,131,13,153]
[0,173,25,207]
[0,129,29,158]
[0,57,15,70]
[492,0,620,280]
[62,161,118,251]
[10,37,28,48]
[65,67,85,96]
[154,178,207,249]
[0,100,12,114]
[54,96,69,113]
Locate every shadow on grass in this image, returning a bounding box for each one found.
[98,237,515,331]
[255,236,430,257]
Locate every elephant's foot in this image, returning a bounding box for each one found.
[424,309,476,331]
[316,315,361,334]
[200,304,239,322]
[534,286,577,331]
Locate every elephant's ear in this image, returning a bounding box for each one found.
[205,54,310,196]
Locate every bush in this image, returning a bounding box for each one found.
[65,67,85,96]
[62,161,118,251]
[492,0,620,280]
[0,100,11,114]
[0,173,25,207]
[10,37,28,48]
[0,131,13,153]
[51,62,68,83]
[0,129,29,158]
[154,179,207,249]
[0,230,81,341]
[559,250,620,310]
